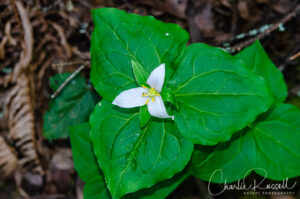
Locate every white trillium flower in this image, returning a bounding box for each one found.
[112,63,174,120]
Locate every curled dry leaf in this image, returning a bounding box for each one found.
[4,74,43,175]
[0,36,8,59]
[49,22,72,58]
[0,134,18,178]
[5,21,17,46]
[0,0,98,187]
[11,1,33,82]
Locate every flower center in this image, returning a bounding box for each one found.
[142,85,160,104]
[148,88,158,98]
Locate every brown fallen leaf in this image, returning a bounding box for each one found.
[4,74,43,175]
[0,134,18,178]
[238,0,250,20]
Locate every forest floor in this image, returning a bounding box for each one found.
[0,0,299,198]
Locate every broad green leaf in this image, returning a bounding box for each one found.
[90,100,193,198]
[69,123,99,182]
[91,8,189,101]
[253,103,300,180]
[190,131,255,183]
[125,170,189,199]
[69,123,110,199]
[84,177,111,199]
[70,122,189,199]
[84,169,189,199]
[49,73,68,90]
[139,106,150,127]
[190,103,300,182]
[132,60,149,86]
[169,43,274,145]
[235,40,287,103]
[161,87,177,108]
[43,73,99,139]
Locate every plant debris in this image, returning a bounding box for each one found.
[0,0,299,198]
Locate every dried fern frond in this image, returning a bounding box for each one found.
[0,134,18,178]
[4,74,43,175]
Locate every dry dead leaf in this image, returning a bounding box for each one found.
[11,1,33,83]
[0,134,18,178]
[4,74,43,175]
[238,0,250,20]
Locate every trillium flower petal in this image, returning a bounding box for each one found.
[147,95,174,120]
[146,63,165,92]
[113,87,148,108]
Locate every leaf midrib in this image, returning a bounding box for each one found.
[111,113,146,196]
[174,69,250,92]
[254,126,300,160]
[98,15,162,73]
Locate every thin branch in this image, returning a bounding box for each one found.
[52,60,90,68]
[289,51,300,61]
[229,4,300,52]
[50,64,85,99]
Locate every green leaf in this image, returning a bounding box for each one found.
[190,103,300,182]
[43,73,99,139]
[190,131,255,183]
[84,177,111,199]
[90,8,189,101]
[169,43,274,145]
[161,87,177,108]
[132,60,149,86]
[235,40,287,103]
[139,106,150,127]
[49,73,68,90]
[125,170,189,199]
[69,123,111,199]
[69,123,99,182]
[90,100,193,198]
[253,103,300,180]
[70,122,189,199]
[84,170,189,199]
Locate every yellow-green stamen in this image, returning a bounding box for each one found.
[142,85,160,103]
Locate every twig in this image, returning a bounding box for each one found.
[49,22,72,58]
[52,60,90,68]
[229,4,300,52]
[223,24,273,46]
[51,64,85,99]
[289,51,300,61]
[41,0,61,12]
